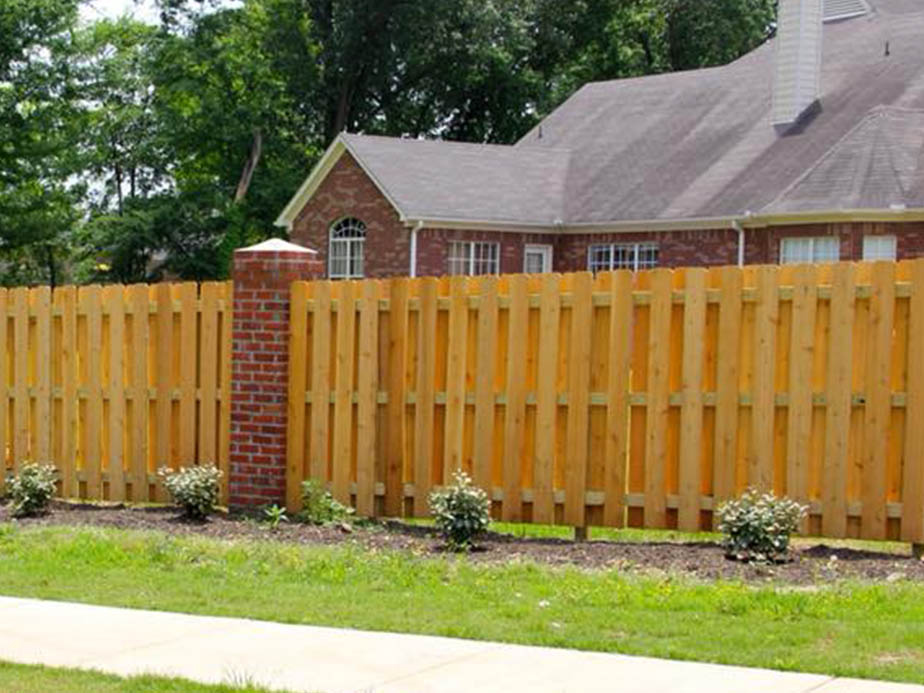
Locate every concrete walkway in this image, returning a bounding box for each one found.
[0,596,920,693]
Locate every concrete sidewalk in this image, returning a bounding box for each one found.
[0,596,920,693]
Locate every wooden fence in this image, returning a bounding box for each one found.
[0,282,233,504]
[286,261,924,542]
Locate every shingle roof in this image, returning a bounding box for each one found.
[287,0,924,229]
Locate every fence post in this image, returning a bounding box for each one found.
[228,239,323,509]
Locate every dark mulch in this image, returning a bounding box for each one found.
[2,500,922,585]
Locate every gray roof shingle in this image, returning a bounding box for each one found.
[333,0,924,227]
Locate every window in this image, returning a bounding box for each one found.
[779,236,840,264]
[588,242,659,272]
[329,218,366,279]
[524,244,553,273]
[448,241,500,275]
[862,235,897,261]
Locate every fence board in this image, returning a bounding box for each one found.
[750,266,778,490]
[564,273,593,527]
[678,268,706,531]
[13,289,28,468]
[287,280,309,512]
[178,283,197,469]
[105,285,126,501]
[503,275,528,521]
[533,274,560,524]
[385,278,408,516]
[444,276,468,484]
[644,270,672,527]
[414,278,438,515]
[332,281,356,505]
[473,276,498,497]
[902,259,924,543]
[309,281,332,483]
[0,290,6,493]
[34,287,52,462]
[355,280,379,516]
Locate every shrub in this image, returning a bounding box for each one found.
[158,465,222,520]
[429,470,491,551]
[717,488,808,563]
[264,504,288,530]
[6,462,57,518]
[300,479,354,525]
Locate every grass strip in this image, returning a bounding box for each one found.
[0,523,922,683]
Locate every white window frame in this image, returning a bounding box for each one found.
[587,242,659,272]
[779,236,840,265]
[862,235,897,262]
[328,217,366,279]
[447,241,500,276]
[523,244,553,273]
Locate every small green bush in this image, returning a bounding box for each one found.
[6,462,57,517]
[300,479,354,525]
[717,488,807,563]
[264,504,288,530]
[429,470,491,551]
[158,465,222,520]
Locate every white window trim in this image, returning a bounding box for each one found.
[328,217,366,279]
[447,240,500,276]
[524,244,553,273]
[587,242,659,272]
[862,235,897,262]
[779,236,840,265]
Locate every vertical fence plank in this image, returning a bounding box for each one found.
[129,284,150,501]
[13,288,28,469]
[83,286,103,499]
[309,281,332,484]
[178,283,197,469]
[332,281,356,505]
[0,290,7,494]
[533,274,560,524]
[155,283,173,490]
[355,280,379,517]
[862,262,894,540]
[34,287,52,463]
[786,265,816,528]
[287,281,309,512]
[902,259,924,543]
[502,275,528,521]
[678,268,706,531]
[59,287,77,498]
[644,269,672,528]
[473,276,498,499]
[199,283,219,466]
[414,278,438,515]
[385,278,408,516]
[565,272,593,527]
[218,281,233,504]
[750,266,778,491]
[713,266,742,508]
[105,285,126,501]
[603,271,633,527]
[443,276,468,483]
[823,263,856,537]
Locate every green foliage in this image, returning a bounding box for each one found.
[6,462,57,517]
[263,504,288,530]
[717,489,808,563]
[299,479,354,526]
[428,470,491,550]
[158,464,222,520]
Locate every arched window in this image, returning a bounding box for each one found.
[329,218,366,279]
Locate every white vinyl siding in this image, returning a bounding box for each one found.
[448,241,500,276]
[862,235,897,261]
[779,236,840,264]
[588,242,658,272]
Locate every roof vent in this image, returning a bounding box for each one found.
[823,0,869,22]
[772,0,824,129]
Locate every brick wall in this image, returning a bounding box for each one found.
[229,240,323,508]
[416,228,558,276]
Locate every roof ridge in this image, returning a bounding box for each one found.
[342,132,574,156]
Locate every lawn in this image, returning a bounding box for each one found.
[0,660,280,693]
[0,523,922,684]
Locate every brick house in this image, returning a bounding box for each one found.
[275,0,924,279]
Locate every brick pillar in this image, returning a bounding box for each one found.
[229,239,323,508]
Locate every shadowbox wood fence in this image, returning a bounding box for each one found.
[287,261,924,543]
[0,282,233,504]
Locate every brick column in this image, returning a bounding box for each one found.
[229,239,323,508]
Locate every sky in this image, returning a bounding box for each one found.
[80,0,161,23]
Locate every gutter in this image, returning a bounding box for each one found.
[732,219,746,267]
[409,220,423,278]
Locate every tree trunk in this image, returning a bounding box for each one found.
[234,128,263,204]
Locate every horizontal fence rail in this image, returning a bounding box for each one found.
[0,281,233,504]
[287,261,924,542]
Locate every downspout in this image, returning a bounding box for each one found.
[732,219,745,267]
[409,220,423,278]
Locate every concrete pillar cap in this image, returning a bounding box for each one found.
[235,238,318,254]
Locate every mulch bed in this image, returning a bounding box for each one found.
[2,501,923,585]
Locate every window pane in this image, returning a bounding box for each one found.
[588,245,612,272]
[636,243,659,269]
[525,247,549,274]
[613,244,635,269]
[472,242,499,275]
[329,217,366,278]
[863,235,896,261]
[780,238,813,264]
[813,237,840,263]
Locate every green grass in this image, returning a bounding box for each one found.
[0,523,923,684]
[0,660,280,693]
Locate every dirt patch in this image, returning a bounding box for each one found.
[2,501,922,585]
